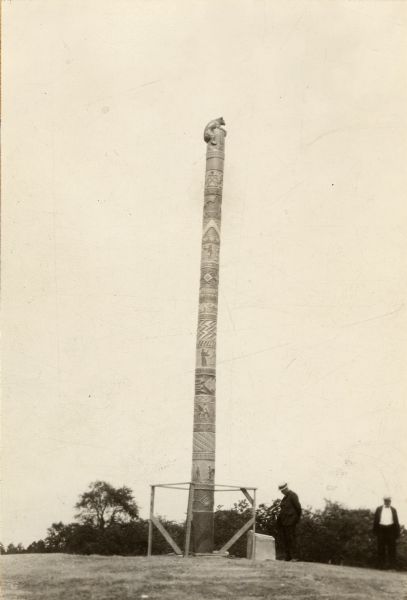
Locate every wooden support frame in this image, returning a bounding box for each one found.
[147,481,257,558]
[184,482,194,557]
[147,485,155,557]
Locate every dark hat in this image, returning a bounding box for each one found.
[278,482,288,491]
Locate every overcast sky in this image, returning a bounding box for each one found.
[2,0,407,547]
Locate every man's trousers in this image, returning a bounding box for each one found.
[377,525,397,568]
[281,525,297,561]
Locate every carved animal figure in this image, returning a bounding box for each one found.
[204,117,226,145]
[195,374,216,395]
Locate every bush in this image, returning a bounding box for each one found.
[292,501,406,570]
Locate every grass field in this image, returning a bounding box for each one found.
[1,554,406,600]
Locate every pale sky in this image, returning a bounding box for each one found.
[2,0,407,547]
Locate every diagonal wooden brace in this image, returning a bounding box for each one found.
[240,487,254,506]
[218,517,255,554]
[150,515,183,555]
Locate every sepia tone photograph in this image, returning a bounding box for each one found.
[1,1,407,598]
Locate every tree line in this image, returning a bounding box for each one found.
[2,480,406,570]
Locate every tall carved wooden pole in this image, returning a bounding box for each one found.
[191,117,227,553]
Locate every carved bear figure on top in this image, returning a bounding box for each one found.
[203,117,227,145]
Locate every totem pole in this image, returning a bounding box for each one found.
[191,117,227,553]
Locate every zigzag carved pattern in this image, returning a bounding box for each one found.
[197,319,216,347]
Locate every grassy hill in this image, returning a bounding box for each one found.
[1,554,406,600]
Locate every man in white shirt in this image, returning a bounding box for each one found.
[373,496,400,569]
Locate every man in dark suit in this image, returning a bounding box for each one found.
[277,482,302,561]
[373,496,400,569]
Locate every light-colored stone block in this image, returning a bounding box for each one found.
[247,532,276,561]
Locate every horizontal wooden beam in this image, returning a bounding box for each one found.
[152,482,191,487]
[215,488,250,492]
[157,486,190,491]
[150,482,257,490]
[214,484,257,489]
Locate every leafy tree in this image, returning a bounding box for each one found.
[6,543,25,554]
[31,482,144,555]
[75,481,139,530]
[45,522,78,552]
[26,539,47,553]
